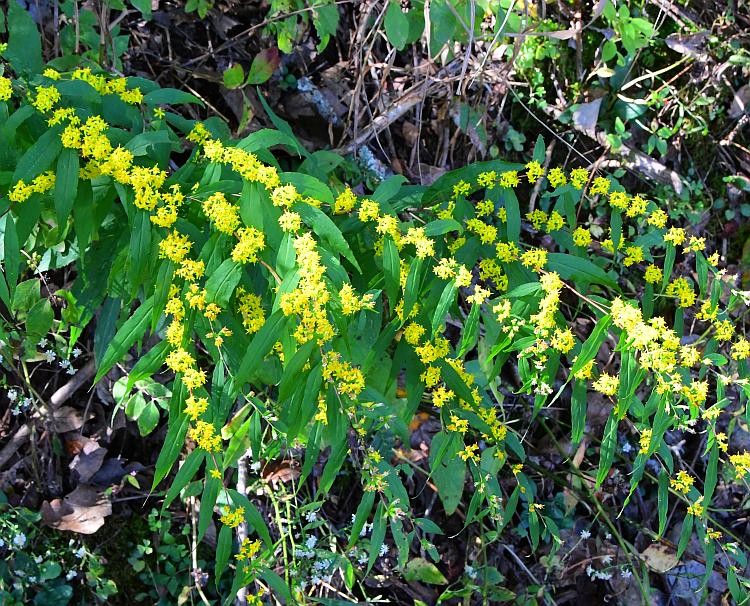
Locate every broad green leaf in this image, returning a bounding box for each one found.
[571,315,612,376]
[596,414,618,488]
[94,298,154,383]
[163,449,205,507]
[234,310,288,389]
[3,214,19,300]
[382,236,400,308]
[404,558,448,585]
[431,280,457,336]
[143,88,204,107]
[214,524,232,588]
[6,2,43,73]
[54,149,79,225]
[205,258,242,307]
[657,469,668,538]
[12,127,63,183]
[295,202,361,271]
[547,253,617,288]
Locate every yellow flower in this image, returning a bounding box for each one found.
[32,85,61,113]
[647,208,668,228]
[165,348,195,373]
[403,323,426,345]
[570,168,588,189]
[686,497,704,517]
[458,444,479,463]
[278,211,302,232]
[731,337,750,360]
[499,170,519,188]
[520,248,547,271]
[713,319,734,342]
[546,211,565,232]
[0,76,12,101]
[644,264,662,284]
[203,192,240,234]
[190,420,222,451]
[232,227,265,264]
[730,451,750,477]
[589,177,611,196]
[184,396,208,421]
[478,171,497,188]
[664,227,686,246]
[592,373,619,396]
[572,227,592,247]
[334,187,357,214]
[639,429,652,454]
[220,506,245,528]
[670,470,694,494]
[547,167,567,188]
[525,161,543,183]
[182,367,207,390]
[236,538,261,561]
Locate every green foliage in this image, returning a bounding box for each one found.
[2,9,750,605]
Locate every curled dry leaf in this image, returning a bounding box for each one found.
[41,485,112,534]
[261,459,301,487]
[641,543,679,573]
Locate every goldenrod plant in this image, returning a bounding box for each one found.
[2,10,750,606]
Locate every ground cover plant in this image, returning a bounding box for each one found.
[1,2,750,605]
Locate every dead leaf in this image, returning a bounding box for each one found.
[41,485,112,534]
[49,406,88,433]
[641,543,679,573]
[69,438,106,483]
[665,32,709,60]
[571,98,603,138]
[262,459,301,487]
[730,85,750,119]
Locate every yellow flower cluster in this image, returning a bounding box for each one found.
[219,506,245,528]
[190,420,222,452]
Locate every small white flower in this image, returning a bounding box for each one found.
[358,553,368,565]
[305,511,318,522]
[8,388,19,402]
[12,533,26,548]
[622,442,632,453]
[605,532,612,540]
[59,359,71,369]
[28,576,36,583]
[0,539,5,547]
[305,536,317,549]
[21,397,32,409]
[601,555,613,565]
[580,529,591,539]
[75,547,86,558]
[34,555,43,564]
[72,348,82,358]
[66,367,76,376]
[38,338,48,348]
[621,569,632,579]
[465,565,477,579]
[379,544,388,557]
[44,350,56,363]
[66,570,77,580]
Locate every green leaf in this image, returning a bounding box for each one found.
[53,149,79,225]
[295,202,361,271]
[94,298,154,384]
[401,257,423,325]
[504,189,521,243]
[152,383,190,489]
[129,211,152,294]
[3,214,20,300]
[137,402,160,436]
[431,280,457,336]
[430,432,465,515]
[457,304,479,357]
[223,64,245,89]
[6,2,43,74]
[571,379,587,444]
[234,310,288,389]
[163,449,205,507]
[382,236,400,308]
[257,90,307,157]
[26,298,53,338]
[547,253,617,288]
[12,127,63,183]
[199,474,221,541]
[657,469,668,538]
[347,491,375,549]
[143,88,204,107]
[404,558,448,585]
[205,258,242,307]
[226,490,273,547]
[596,414,618,488]
[571,315,612,376]
[214,524,232,588]
[246,49,280,85]
[676,515,693,560]
[384,1,410,50]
